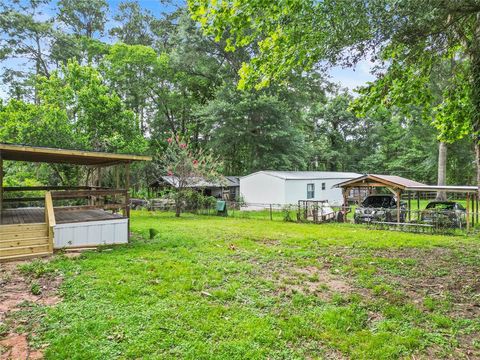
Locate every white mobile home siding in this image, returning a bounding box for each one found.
[284,178,352,206]
[240,172,286,205]
[240,171,361,206]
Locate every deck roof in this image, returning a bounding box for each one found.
[0,143,151,166]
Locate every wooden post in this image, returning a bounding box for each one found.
[269,204,273,221]
[342,188,348,222]
[417,192,420,221]
[471,192,475,226]
[408,192,411,222]
[396,190,401,223]
[45,192,56,254]
[97,166,103,206]
[125,162,130,219]
[476,193,479,225]
[115,165,120,189]
[466,192,470,232]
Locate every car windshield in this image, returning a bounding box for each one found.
[425,202,463,210]
[362,196,393,208]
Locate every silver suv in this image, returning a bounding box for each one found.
[354,194,406,223]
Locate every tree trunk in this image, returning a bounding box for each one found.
[436,141,447,201]
[476,141,480,192]
[470,16,480,195]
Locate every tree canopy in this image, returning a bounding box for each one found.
[188,0,480,185]
[0,0,476,190]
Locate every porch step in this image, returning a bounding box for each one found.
[0,244,50,257]
[0,236,50,248]
[0,225,48,240]
[0,223,46,233]
[0,252,52,263]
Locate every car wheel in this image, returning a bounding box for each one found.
[385,212,392,222]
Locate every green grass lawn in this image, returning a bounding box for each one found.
[5,211,480,359]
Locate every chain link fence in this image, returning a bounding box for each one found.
[136,197,480,235]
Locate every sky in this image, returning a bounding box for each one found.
[0,0,376,98]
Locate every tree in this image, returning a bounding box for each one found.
[159,135,223,217]
[351,55,469,196]
[0,0,54,101]
[109,1,155,46]
[103,43,164,135]
[36,59,146,154]
[198,84,308,174]
[58,0,108,39]
[189,0,480,187]
[309,92,377,172]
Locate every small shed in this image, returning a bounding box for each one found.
[0,143,151,261]
[240,171,361,206]
[150,175,240,200]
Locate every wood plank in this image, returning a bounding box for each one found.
[0,237,49,248]
[51,189,126,198]
[0,230,48,240]
[45,192,56,253]
[3,186,94,192]
[3,197,45,203]
[0,143,151,165]
[0,223,46,232]
[0,252,51,263]
[1,244,50,256]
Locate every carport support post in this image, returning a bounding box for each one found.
[466,192,470,232]
[417,192,420,221]
[476,193,479,224]
[396,190,401,223]
[342,188,348,222]
[471,193,475,226]
[408,192,411,222]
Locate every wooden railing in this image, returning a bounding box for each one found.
[2,188,128,215]
[44,191,56,253]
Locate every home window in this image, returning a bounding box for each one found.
[321,182,326,190]
[307,183,315,199]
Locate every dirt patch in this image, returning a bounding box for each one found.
[369,247,480,358]
[256,260,358,300]
[0,334,43,360]
[0,262,62,320]
[373,247,480,319]
[0,260,63,359]
[258,237,281,246]
[289,266,352,296]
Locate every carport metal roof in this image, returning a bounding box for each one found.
[0,143,152,166]
[405,185,478,193]
[335,174,427,190]
[336,174,478,194]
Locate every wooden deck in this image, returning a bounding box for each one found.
[1,207,124,225]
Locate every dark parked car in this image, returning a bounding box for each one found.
[420,201,466,228]
[354,194,406,223]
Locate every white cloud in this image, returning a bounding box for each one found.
[328,59,377,93]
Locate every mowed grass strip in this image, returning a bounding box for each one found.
[10,211,480,359]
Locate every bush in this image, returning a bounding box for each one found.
[282,205,294,222]
[30,282,42,295]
